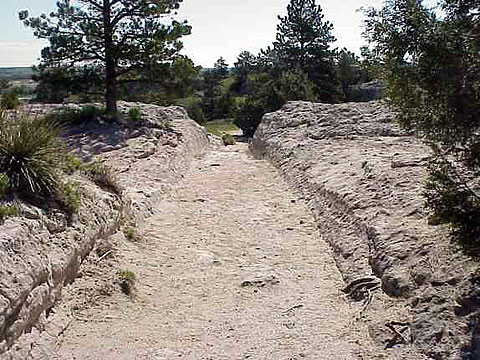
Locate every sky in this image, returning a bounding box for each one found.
[0,0,384,68]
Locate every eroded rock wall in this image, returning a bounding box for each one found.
[253,101,480,359]
[0,103,209,355]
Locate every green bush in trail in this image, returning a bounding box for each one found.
[234,69,315,136]
[0,114,62,197]
[363,0,480,245]
[222,133,236,146]
[1,93,20,110]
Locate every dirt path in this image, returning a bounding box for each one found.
[49,143,373,359]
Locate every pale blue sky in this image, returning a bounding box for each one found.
[0,0,385,67]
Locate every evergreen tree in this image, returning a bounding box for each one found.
[363,0,480,243]
[336,48,361,99]
[20,0,191,115]
[274,0,339,101]
[213,57,230,80]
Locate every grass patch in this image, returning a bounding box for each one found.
[123,226,137,241]
[63,152,84,175]
[84,161,122,195]
[119,269,136,296]
[203,119,240,137]
[127,107,142,122]
[52,105,107,125]
[58,181,81,214]
[0,204,20,222]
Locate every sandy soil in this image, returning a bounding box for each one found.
[21,142,379,359]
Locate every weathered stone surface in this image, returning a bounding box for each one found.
[0,102,209,355]
[253,101,480,359]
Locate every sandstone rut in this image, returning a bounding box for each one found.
[31,142,375,359]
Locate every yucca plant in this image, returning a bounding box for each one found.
[0,113,63,197]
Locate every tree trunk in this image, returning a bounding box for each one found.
[105,60,117,116]
[103,0,117,116]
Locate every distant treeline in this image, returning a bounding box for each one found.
[0,67,33,80]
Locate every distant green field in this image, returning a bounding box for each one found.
[0,67,34,80]
[203,119,241,137]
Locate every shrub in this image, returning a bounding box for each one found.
[222,133,235,146]
[234,97,266,137]
[1,93,20,110]
[0,173,9,198]
[0,114,62,197]
[84,161,121,195]
[0,204,20,222]
[123,226,136,241]
[425,158,480,245]
[175,97,206,124]
[363,0,480,246]
[118,269,135,296]
[54,105,106,125]
[58,181,81,214]
[128,107,142,122]
[63,152,84,175]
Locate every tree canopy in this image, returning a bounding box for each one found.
[363,0,480,243]
[20,0,191,115]
[274,0,339,101]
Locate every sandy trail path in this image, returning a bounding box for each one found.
[53,143,371,359]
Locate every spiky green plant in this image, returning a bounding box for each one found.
[0,114,62,197]
[128,107,142,122]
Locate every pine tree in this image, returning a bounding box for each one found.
[20,0,191,115]
[274,0,339,101]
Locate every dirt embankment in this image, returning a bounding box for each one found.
[253,101,480,360]
[0,103,209,356]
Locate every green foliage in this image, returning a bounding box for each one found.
[123,226,136,241]
[234,69,315,136]
[0,174,9,198]
[203,119,240,137]
[21,0,191,114]
[0,204,20,222]
[222,133,236,146]
[175,97,206,124]
[54,106,106,125]
[63,152,84,175]
[128,107,142,122]
[336,49,363,100]
[1,93,20,110]
[363,0,480,244]
[33,65,103,103]
[234,97,267,137]
[274,0,340,101]
[213,57,230,80]
[84,161,121,195]
[59,181,81,214]
[0,114,62,197]
[118,269,136,295]
[425,158,480,244]
[0,79,11,94]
